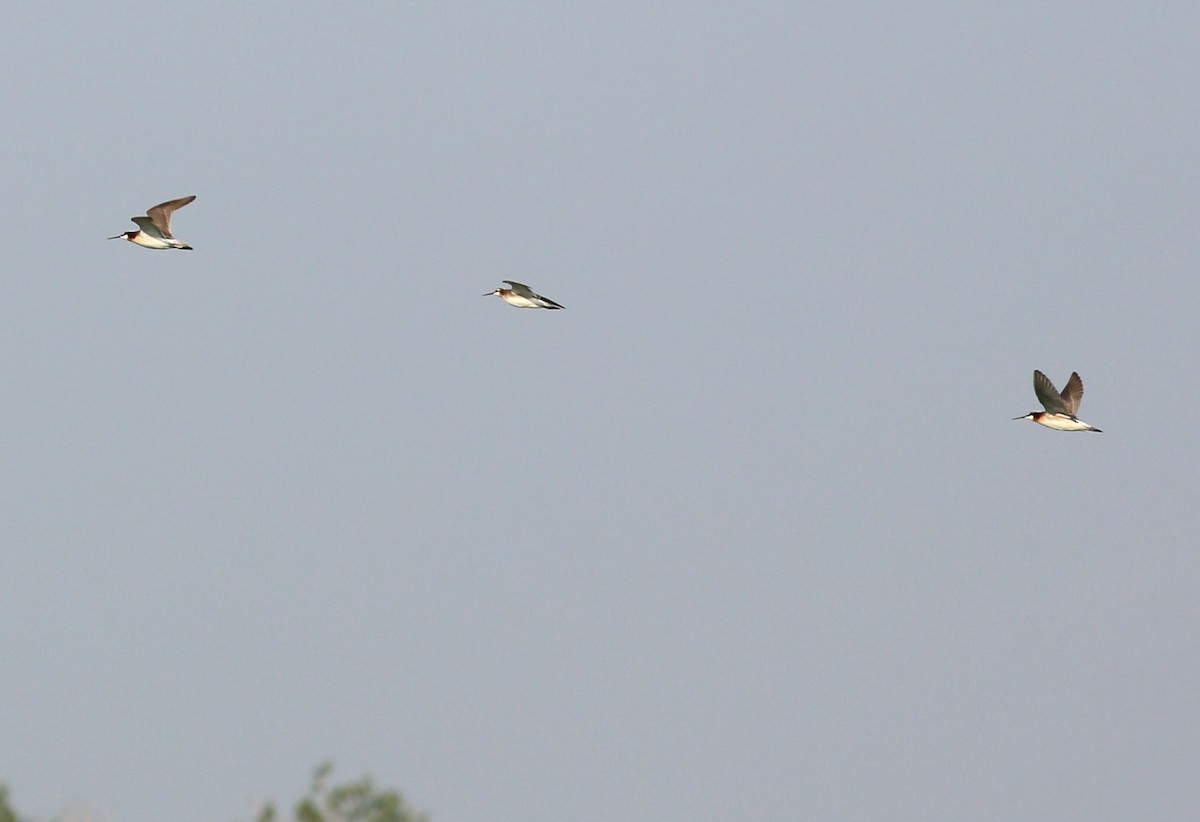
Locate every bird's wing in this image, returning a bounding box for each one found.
[146,195,195,238]
[502,281,536,298]
[1033,370,1070,414]
[1060,372,1084,416]
[131,216,165,239]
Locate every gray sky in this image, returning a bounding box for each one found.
[2,3,1199,821]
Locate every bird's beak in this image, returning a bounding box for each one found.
[1012,415,1026,420]
[107,234,122,240]
[483,291,494,296]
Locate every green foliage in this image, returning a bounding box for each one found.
[249,763,427,822]
[0,786,28,822]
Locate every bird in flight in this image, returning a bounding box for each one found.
[1013,370,1102,432]
[484,280,564,310]
[109,196,196,250]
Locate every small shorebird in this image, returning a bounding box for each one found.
[1013,370,1102,432]
[109,196,196,249]
[484,280,564,310]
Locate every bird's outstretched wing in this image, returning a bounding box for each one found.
[146,195,196,238]
[502,280,535,298]
[1059,372,1084,416]
[1033,370,1070,415]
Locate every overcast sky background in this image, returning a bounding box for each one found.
[2,3,1198,821]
